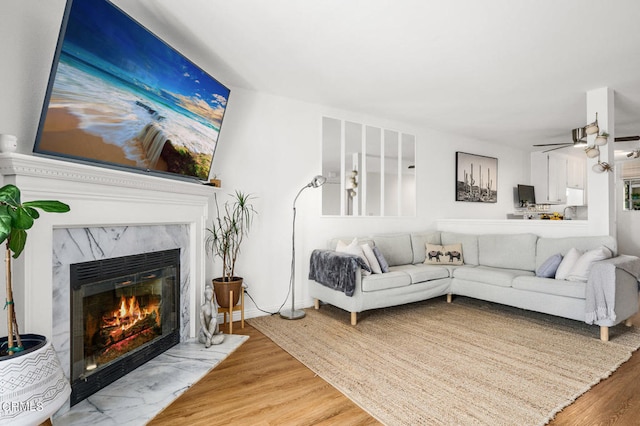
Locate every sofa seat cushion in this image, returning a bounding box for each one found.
[453,265,534,287]
[512,276,586,299]
[390,264,450,284]
[362,271,411,292]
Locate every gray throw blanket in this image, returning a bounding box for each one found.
[309,249,371,296]
[585,255,640,324]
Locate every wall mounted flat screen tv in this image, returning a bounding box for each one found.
[34,0,230,182]
[517,184,536,207]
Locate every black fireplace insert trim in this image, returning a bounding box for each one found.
[69,248,181,406]
[71,249,181,290]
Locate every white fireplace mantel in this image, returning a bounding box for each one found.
[0,152,219,199]
[0,152,218,339]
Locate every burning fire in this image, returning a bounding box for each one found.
[102,295,160,332]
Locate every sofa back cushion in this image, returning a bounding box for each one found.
[440,232,479,265]
[410,231,441,264]
[478,233,538,271]
[535,235,617,270]
[373,233,413,267]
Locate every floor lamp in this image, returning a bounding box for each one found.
[280,175,326,320]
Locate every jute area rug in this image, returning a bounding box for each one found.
[249,297,640,426]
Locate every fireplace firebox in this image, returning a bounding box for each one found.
[70,249,180,406]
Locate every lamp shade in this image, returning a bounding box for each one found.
[310,175,326,188]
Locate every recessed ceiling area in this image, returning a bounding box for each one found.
[115,0,640,153]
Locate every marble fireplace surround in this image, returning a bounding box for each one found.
[0,153,216,377]
[53,224,191,383]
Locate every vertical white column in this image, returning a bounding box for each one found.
[380,131,386,216]
[339,120,346,216]
[397,135,403,216]
[586,87,615,237]
[360,124,367,215]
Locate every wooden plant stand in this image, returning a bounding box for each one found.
[220,288,244,334]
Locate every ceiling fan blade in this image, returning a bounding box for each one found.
[532,143,572,147]
[543,145,573,153]
[614,136,640,142]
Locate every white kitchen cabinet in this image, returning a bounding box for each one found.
[531,152,567,204]
[567,155,586,189]
[548,154,568,203]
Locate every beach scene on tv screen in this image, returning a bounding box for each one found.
[37,0,229,180]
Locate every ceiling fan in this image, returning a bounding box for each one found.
[533,128,588,152]
[616,136,640,158]
[534,129,640,153]
[613,135,640,158]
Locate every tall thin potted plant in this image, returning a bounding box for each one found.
[205,190,256,307]
[0,184,71,424]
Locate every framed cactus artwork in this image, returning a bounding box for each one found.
[455,152,498,203]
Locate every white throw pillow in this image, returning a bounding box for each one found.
[336,238,371,276]
[361,243,383,274]
[554,247,583,280]
[566,246,613,282]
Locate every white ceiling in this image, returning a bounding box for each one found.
[118,0,640,154]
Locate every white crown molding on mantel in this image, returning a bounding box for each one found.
[0,152,220,201]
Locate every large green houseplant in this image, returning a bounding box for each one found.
[205,190,256,308]
[0,183,71,424]
[0,183,70,355]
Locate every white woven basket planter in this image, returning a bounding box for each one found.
[0,334,70,424]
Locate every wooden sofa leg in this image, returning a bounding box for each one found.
[600,326,609,342]
[351,312,357,326]
[314,299,320,310]
[446,293,452,303]
[625,318,633,327]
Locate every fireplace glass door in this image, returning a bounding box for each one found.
[70,249,180,405]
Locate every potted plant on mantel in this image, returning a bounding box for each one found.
[0,184,71,424]
[205,190,257,308]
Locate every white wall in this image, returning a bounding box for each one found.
[0,1,67,146]
[1,2,531,322]
[616,178,640,257]
[214,87,531,314]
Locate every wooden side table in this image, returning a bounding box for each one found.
[220,288,244,334]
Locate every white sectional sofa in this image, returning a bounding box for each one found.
[308,231,640,341]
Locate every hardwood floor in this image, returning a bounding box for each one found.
[550,347,640,425]
[148,322,379,426]
[148,319,640,426]
[549,311,640,426]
